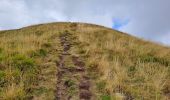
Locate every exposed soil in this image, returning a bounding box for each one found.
[56,32,92,100]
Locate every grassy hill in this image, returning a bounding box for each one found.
[0,22,169,100]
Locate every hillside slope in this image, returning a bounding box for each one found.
[0,22,169,100]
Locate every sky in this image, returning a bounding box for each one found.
[0,0,170,45]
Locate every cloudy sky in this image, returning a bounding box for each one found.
[0,0,170,45]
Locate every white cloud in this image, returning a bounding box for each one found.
[0,0,170,45]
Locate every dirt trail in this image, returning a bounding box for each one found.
[56,32,92,100]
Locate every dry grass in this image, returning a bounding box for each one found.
[76,25,170,100]
[0,25,61,99]
[0,22,169,100]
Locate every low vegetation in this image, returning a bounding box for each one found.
[0,22,169,100]
[75,24,170,100]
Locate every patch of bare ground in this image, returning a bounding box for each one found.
[56,31,92,100]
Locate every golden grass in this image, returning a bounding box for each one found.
[0,25,60,99]
[76,25,170,99]
[0,22,169,99]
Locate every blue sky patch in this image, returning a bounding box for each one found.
[112,18,130,30]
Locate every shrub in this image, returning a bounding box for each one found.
[39,49,47,57]
[12,54,35,72]
[30,49,47,57]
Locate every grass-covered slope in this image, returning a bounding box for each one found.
[0,22,169,100]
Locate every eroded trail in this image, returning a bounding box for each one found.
[56,31,92,100]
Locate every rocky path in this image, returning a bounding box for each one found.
[56,32,92,100]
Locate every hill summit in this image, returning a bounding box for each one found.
[0,22,169,100]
